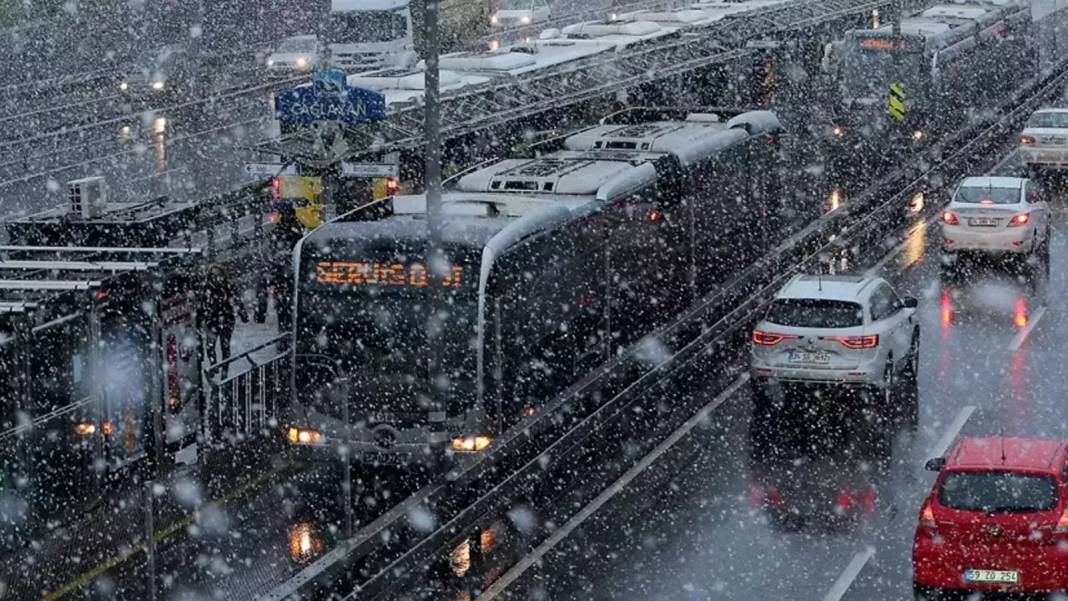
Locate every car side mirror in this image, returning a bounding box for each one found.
[925,457,945,472]
[902,297,919,309]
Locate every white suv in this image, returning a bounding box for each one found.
[750,275,919,427]
[941,176,1050,274]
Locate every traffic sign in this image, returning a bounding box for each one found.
[888,82,906,122]
[244,163,298,177]
[340,162,399,178]
[274,78,386,127]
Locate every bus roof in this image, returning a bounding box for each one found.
[331,0,408,12]
[455,156,657,200]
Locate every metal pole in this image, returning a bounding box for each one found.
[342,379,353,537]
[144,480,158,601]
[424,0,445,429]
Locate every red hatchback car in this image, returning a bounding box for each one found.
[913,437,1068,599]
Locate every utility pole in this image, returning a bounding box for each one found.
[424,0,445,434]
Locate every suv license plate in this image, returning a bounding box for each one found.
[968,217,999,227]
[964,569,1018,584]
[362,451,412,465]
[788,350,830,365]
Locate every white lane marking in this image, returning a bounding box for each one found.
[1009,305,1047,352]
[928,405,976,459]
[822,547,876,601]
[990,148,1021,174]
[475,374,750,601]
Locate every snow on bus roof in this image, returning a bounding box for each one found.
[331,0,408,12]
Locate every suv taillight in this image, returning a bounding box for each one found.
[822,335,879,349]
[752,330,798,346]
[942,210,959,225]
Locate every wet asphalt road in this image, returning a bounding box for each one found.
[490,150,1068,601]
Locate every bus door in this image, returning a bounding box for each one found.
[96,281,155,472]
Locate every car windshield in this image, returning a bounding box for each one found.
[954,186,1019,205]
[1027,112,1068,129]
[501,0,535,9]
[765,299,864,328]
[277,38,316,53]
[939,471,1058,513]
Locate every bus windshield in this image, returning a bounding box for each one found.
[296,243,481,414]
[841,39,924,99]
[328,10,408,44]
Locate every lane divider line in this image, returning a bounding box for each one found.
[928,405,976,460]
[1009,305,1047,352]
[41,460,290,601]
[822,547,876,601]
[474,374,750,601]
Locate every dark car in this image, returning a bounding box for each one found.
[119,43,201,96]
[750,453,879,531]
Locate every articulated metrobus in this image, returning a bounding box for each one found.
[286,110,784,466]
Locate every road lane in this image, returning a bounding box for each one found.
[494,154,1068,601]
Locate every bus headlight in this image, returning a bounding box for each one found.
[119,81,129,91]
[151,80,165,91]
[287,426,325,445]
[451,435,492,452]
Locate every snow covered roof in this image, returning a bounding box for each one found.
[776,274,876,302]
[331,0,408,12]
[455,157,654,199]
[958,176,1025,189]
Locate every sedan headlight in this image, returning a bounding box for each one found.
[119,81,129,91]
[491,14,499,24]
[520,15,531,24]
[296,56,308,68]
[151,80,165,90]
[267,59,275,66]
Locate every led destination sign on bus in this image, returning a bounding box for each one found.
[316,261,466,288]
[860,38,907,51]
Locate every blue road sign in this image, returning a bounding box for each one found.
[275,75,386,127]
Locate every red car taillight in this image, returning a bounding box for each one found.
[1020,135,1036,145]
[1008,212,1031,227]
[942,210,959,225]
[919,502,936,529]
[1055,509,1068,533]
[822,335,879,349]
[752,330,798,346]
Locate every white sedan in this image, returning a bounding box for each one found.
[750,274,919,417]
[267,35,320,75]
[1019,108,1068,172]
[941,176,1050,270]
[491,0,552,28]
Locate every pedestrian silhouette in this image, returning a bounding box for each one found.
[198,263,248,375]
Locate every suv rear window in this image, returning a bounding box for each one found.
[939,471,1058,513]
[954,186,1019,205]
[765,299,863,329]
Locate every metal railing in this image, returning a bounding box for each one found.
[201,333,291,446]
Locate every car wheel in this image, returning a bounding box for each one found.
[913,584,941,601]
[900,331,920,430]
[882,356,895,411]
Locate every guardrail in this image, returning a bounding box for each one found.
[257,51,1068,601]
[201,333,291,447]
